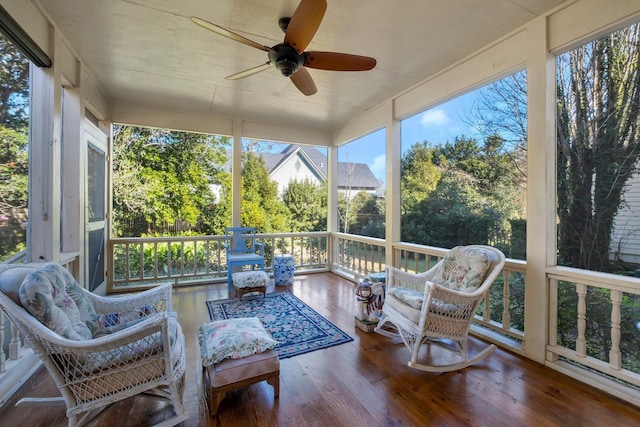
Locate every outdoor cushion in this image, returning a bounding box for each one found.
[232,270,269,288]
[87,311,184,372]
[19,263,99,340]
[198,317,279,367]
[388,286,425,309]
[433,246,490,292]
[0,265,35,305]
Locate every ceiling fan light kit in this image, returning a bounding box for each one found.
[268,45,304,77]
[191,0,376,96]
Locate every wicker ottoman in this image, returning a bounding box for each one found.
[232,270,269,298]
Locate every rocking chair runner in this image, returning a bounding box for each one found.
[0,263,187,427]
[375,245,505,372]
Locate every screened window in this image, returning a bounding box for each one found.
[0,33,29,262]
[336,129,385,237]
[399,71,528,259]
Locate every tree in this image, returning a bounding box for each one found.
[556,23,640,271]
[400,133,522,249]
[0,37,29,131]
[0,36,29,260]
[0,125,28,209]
[199,170,231,235]
[402,170,501,247]
[470,70,528,154]
[0,125,28,257]
[281,178,326,232]
[112,126,228,236]
[241,151,290,232]
[348,191,383,237]
[433,134,526,230]
[400,141,441,215]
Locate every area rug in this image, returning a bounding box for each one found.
[206,292,353,359]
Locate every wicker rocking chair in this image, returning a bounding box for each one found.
[375,245,505,372]
[0,263,187,427]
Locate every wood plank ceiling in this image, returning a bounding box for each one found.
[37,0,566,133]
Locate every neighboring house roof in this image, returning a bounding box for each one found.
[274,144,380,189]
[225,144,381,190]
[336,162,379,190]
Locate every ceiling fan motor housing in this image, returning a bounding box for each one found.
[269,44,304,77]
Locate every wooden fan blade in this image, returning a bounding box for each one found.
[226,62,272,80]
[304,52,377,71]
[290,67,317,96]
[191,17,271,52]
[284,0,327,54]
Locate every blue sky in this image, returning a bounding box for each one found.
[337,91,482,185]
[251,90,486,185]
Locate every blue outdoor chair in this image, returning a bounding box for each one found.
[224,227,265,293]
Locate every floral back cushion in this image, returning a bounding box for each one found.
[20,263,99,340]
[198,317,279,366]
[433,246,490,292]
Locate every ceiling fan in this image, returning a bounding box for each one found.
[191,0,376,96]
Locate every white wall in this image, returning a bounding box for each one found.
[270,153,322,195]
[611,173,640,264]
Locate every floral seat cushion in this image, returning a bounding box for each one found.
[19,263,99,340]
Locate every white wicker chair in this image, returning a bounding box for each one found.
[375,245,505,372]
[0,264,187,427]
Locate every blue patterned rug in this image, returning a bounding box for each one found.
[206,292,353,359]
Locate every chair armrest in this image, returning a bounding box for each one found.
[86,311,174,350]
[87,283,173,318]
[255,242,265,257]
[386,266,432,292]
[27,311,172,352]
[427,282,487,310]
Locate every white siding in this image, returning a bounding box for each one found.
[270,154,322,195]
[611,173,640,263]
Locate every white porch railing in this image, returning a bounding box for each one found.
[4,234,640,408]
[331,232,386,280]
[546,266,640,405]
[107,232,528,350]
[107,232,329,292]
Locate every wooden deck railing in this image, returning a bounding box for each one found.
[107,232,528,355]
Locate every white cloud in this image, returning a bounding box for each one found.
[370,154,386,184]
[420,109,449,127]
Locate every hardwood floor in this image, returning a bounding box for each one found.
[1,272,640,426]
